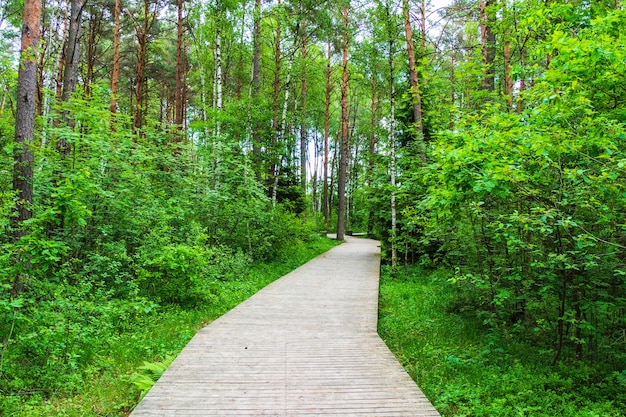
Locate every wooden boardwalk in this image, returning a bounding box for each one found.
[130,236,440,416]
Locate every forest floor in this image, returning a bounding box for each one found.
[0,237,340,417]
[378,265,626,417]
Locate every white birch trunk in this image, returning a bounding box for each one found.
[272,50,295,207]
[215,26,223,137]
[389,42,397,272]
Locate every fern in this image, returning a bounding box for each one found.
[130,356,174,399]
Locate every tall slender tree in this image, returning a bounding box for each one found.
[175,0,185,128]
[130,0,158,133]
[322,39,331,226]
[12,0,42,294]
[336,5,349,240]
[110,0,121,130]
[479,0,496,92]
[299,18,308,190]
[270,0,283,180]
[384,1,398,271]
[251,0,262,181]
[57,0,83,153]
[402,0,424,139]
[60,0,83,103]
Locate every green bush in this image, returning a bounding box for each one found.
[379,265,626,417]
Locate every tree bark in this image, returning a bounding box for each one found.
[110,0,121,130]
[419,0,426,54]
[214,20,223,138]
[182,41,189,132]
[36,0,47,117]
[251,0,262,181]
[58,0,83,156]
[55,0,69,112]
[12,0,41,294]
[336,6,349,241]
[480,0,496,92]
[366,72,376,235]
[270,0,282,180]
[517,48,526,114]
[322,40,331,226]
[388,8,397,272]
[271,41,296,206]
[61,0,83,103]
[299,19,307,191]
[85,6,102,97]
[175,0,184,128]
[131,0,156,134]
[402,0,424,137]
[503,2,513,110]
[449,53,455,128]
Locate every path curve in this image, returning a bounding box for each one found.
[130,236,440,416]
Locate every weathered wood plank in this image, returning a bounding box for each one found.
[130,237,440,416]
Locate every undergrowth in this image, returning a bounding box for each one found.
[0,235,340,417]
[378,265,626,417]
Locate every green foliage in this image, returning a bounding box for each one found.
[130,356,174,400]
[382,5,626,369]
[0,234,337,416]
[0,75,336,415]
[379,265,626,416]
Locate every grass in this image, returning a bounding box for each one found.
[1,235,340,417]
[378,265,626,417]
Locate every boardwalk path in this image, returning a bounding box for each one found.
[130,236,440,416]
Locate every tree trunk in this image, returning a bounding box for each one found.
[85,6,102,97]
[271,43,295,206]
[367,73,377,235]
[420,0,426,54]
[182,41,189,133]
[110,0,121,130]
[480,0,496,92]
[58,0,83,156]
[131,0,156,134]
[12,0,41,294]
[517,48,526,114]
[251,0,262,181]
[61,0,83,103]
[215,23,223,137]
[55,0,69,111]
[300,20,307,191]
[175,0,184,128]
[270,0,282,180]
[336,6,349,241]
[36,0,47,117]
[388,22,397,272]
[449,54,455,129]
[322,40,331,226]
[0,85,7,116]
[503,3,513,110]
[402,0,424,138]
[329,131,338,221]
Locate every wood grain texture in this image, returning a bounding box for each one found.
[130,237,440,416]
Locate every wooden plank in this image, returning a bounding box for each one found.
[130,237,440,416]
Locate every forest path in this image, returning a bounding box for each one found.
[129,236,440,416]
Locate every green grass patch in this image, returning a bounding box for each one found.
[1,236,340,417]
[378,265,626,417]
